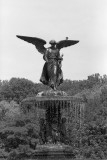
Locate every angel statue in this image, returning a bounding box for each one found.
[16,35,79,90]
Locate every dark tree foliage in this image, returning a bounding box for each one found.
[0,78,50,103]
[79,83,107,159]
[0,112,40,159]
[0,78,38,103]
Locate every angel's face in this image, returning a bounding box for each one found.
[50,43,57,49]
[51,43,55,47]
[49,40,57,48]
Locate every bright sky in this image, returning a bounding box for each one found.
[0,0,107,83]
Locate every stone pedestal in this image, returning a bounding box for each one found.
[33,143,74,159]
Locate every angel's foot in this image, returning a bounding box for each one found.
[50,84,54,90]
[50,84,57,91]
[53,87,57,91]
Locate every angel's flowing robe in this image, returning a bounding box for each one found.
[40,47,63,89]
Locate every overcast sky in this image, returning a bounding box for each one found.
[1,0,107,82]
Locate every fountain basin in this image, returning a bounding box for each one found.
[33,143,74,159]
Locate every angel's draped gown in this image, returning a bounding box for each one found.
[40,47,63,88]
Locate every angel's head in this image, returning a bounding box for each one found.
[49,40,56,47]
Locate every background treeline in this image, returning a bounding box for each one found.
[0,73,107,159]
[0,73,107,103]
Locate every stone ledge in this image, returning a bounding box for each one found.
[32,143,74,158]
[36,90,68,97]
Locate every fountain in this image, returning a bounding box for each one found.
[21,90,85,159]
[17,35,85,159]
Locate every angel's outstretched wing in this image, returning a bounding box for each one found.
[16,35,46,54]
[56,39,79,50]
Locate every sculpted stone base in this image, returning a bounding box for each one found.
[33,143,74,159]
[37,89,68,97]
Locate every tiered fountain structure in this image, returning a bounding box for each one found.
[18,35,84,159]
[21,90,85,159]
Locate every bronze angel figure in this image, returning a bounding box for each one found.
[16,35,79,90]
